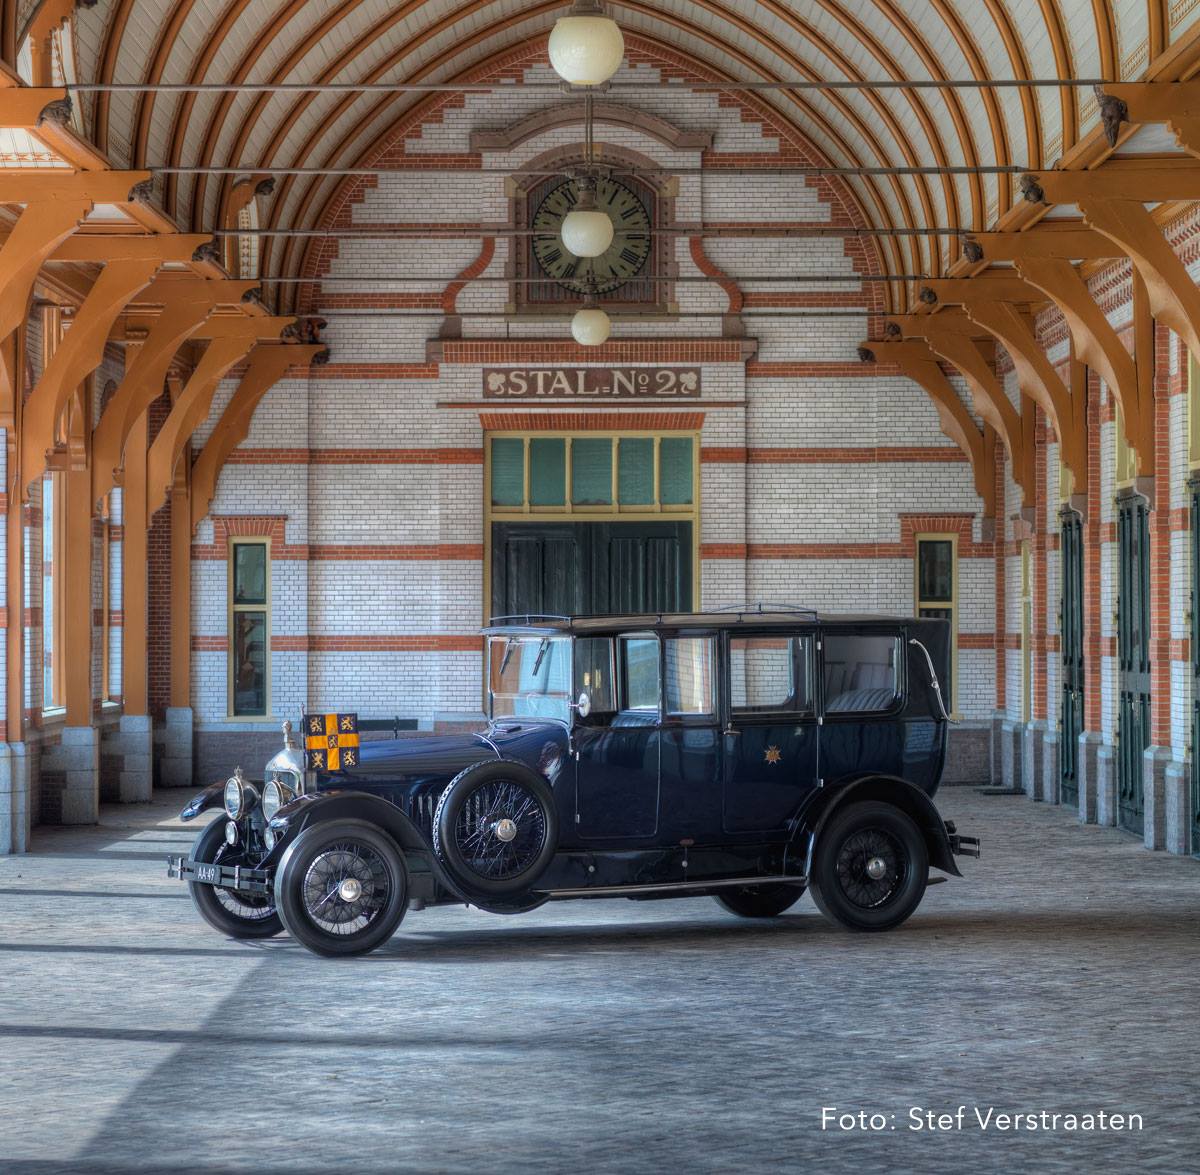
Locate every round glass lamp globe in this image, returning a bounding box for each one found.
[548,16,625,86]
[571,306,611,347]
[561,209,615,258]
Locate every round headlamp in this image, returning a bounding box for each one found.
[262,776,296,821]
[223,773,258,820]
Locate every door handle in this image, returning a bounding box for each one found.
[723,727,740,738]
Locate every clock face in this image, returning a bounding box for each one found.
[531,178,652,295]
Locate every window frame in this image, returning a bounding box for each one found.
[616,632,662,716]
[663,633,717,720]
[913,531,959,719]
[818,628,907,720]
[227,536,271,720]
[724,630,816,723]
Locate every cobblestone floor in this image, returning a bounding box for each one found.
[0,787,1198,1174]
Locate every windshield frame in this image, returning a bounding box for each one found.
[487,633,574,725]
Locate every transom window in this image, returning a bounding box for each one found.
[489,434,696,514]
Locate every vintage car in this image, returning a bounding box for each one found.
[168,607,979,957]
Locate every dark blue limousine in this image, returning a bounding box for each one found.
[168,606,979,956]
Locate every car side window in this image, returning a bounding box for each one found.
[729,634,813,715]
[574,637,616,714]
[619,636,660,711]
[665,636,716,716]
[822,633,902,714]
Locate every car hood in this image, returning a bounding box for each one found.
[334,723,569,784]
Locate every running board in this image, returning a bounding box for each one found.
[538,875,806,900]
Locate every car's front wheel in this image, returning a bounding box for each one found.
[809,801,928,931]
[275,820,409,957]
[715,882,806,918]
[188,817,283,939]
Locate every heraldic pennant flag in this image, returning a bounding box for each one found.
[303,713,359,771]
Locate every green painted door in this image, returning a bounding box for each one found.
[1116,493,1150,836]
[1190,476,1200,857]
[1060,508,1084,807]
[491,521,693,619]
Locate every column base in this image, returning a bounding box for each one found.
[1078,732,1103,824]
[41,726,100,826]
[999,719,1024,792]
[1095,743,1118,827]
[0,744,29,854]
[101,715,154,803]
[1041,727,1060,805]
[1021,720,1046,800]
[159,707,194,789]
[1163,759,1192,856]
[1142,746,1173,851]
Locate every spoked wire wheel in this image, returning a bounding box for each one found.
[276,821,409,957]
[300,842,392,937]
[188,818,283,940]
[454,780,548,882]
[433,761,559,896]
[809,800,928,932]
[833,828,906,909]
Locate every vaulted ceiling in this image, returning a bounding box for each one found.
[8,0,1197,301]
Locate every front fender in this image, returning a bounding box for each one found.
[791,774,961,877]
[179,781,227,822]
[265,788,471,903]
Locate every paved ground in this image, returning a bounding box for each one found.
[0,787,1198,1175]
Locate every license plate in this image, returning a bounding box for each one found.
[194,862,220,885]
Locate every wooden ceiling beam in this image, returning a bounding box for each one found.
[1079,197,1200,364]
[190,344,324,530]
[964,228,1120,262]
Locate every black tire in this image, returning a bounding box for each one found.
[188,818,283,939]
[432,760,558,897]
[715,882,807,918]
[275,820,409,957]
[809,801,929,932]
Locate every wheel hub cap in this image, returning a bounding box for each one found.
[338,877,363,903]
[493,817,518,843]
[865,856,888,881]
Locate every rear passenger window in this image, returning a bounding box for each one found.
[620,636,660,711]
[729,635,813,714]
[822,634,901,713]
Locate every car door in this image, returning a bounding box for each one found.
[722,630,819,834]
[574,633,661,839]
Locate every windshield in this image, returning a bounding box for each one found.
[488,635,572,722]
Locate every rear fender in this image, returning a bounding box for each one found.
[179,781,227,822]
[791,775,961,877]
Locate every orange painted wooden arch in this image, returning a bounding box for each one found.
[61,0,1162,273]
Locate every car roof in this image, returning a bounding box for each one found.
[483,609,943,637]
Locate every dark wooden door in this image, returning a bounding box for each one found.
[1116,493,1150,836]
[1060,508,1084,807]
[491,521,692,618]
[1191,477,1200,856]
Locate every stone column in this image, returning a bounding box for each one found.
[1041,726,1060,804]
[1078,731,1103,823]
[160,707,194,789]
[45,726,101,825]
[999,718,1024,791]
[1142,746,1172,851]
[100,714,154,802]
[1164,759,1192,856]
[1095,742,1118,827]
[1021,719,1045,800]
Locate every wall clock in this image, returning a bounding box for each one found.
[531,177,652,294]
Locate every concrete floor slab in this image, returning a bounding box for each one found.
[0,788,1198,1174]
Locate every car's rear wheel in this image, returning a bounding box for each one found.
[188,818,283,939]
[809,801,928,932]
[433,761,558,897]
[715,882,806,918]
[276,820,409,957]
